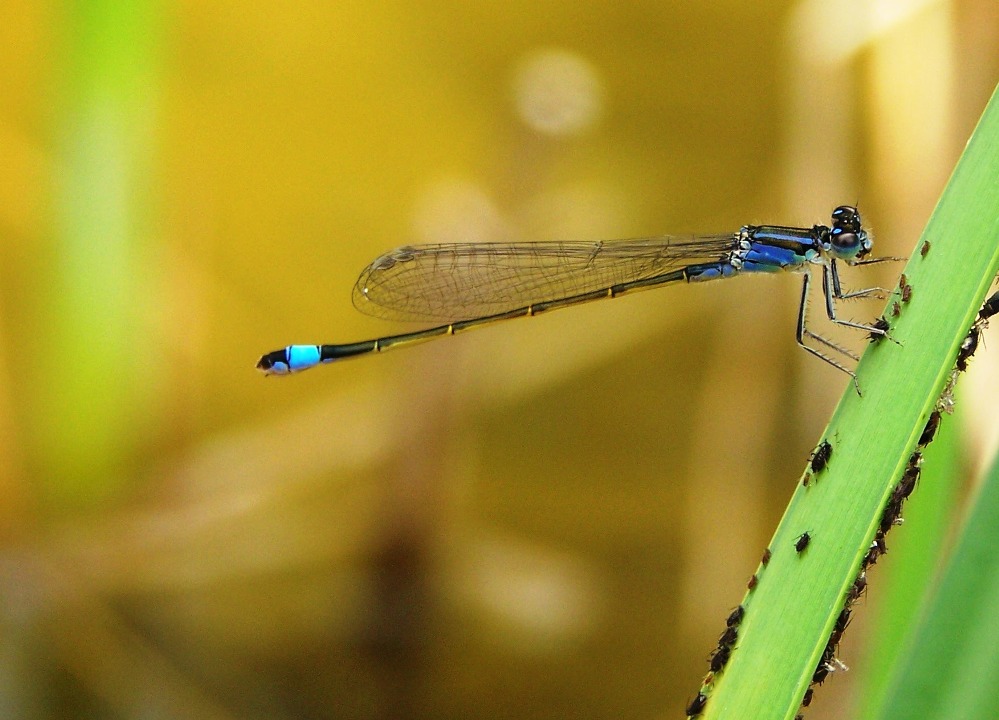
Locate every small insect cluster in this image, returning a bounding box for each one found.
[685,605,745,717]
[795,288,999,716]
[938,289,999,413]
[893,273,913,316]
[685,290,999,719]
[802,439,833,487]
[796,412,940,716]
[685,439,832,718]
[868,273,914,343]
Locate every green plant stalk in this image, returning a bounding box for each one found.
[36,1,164,504]
[872,442,999,720]
[699,81,999,720]
[856,404,961,719]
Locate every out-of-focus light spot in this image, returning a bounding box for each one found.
[457,535,600,653]
[791,0,944,62]
[412,178,508,245]
[513,48,603,136]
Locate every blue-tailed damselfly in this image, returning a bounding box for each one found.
[258,206,896,390]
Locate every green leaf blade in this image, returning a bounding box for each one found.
[700,81,999,720]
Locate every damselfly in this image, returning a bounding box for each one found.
[258,206,896,389]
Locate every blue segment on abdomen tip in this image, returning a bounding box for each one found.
[287,345,322,371]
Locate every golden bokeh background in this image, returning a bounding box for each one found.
[1,2,997,718]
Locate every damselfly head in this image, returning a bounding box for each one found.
[827,206,871,262]
[831,205,862,233]
[826,227,871,262]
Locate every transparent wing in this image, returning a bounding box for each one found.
[351,234,740,322]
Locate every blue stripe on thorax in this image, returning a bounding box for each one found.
[741,227,820,272]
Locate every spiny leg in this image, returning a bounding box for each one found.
[796,271,862,394]
[801,269,862,361]
[852,255,907,267]
[829,259,888,301]
[822,262,889,336]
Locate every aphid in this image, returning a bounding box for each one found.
[802,687,814,707]
[891,301,901,317]
[918,410,942,447]
[829,607,853,646]
[709,644,732,673]
[726,605,744,628]
[847,573,868,603]
[920,240,930,257]
[979,290,999,322]
[866,534,888,564]
[898,273,913,303]
[812,665,829,685]
[795,532,812,553]
[761,548,772,566]
[835,607,852,632]
[809,440,833,474]
[821,639,838,665]
[956,291,999,372]
[894,453,923,502]
[718,625,738,649]
[880,496,904,535]
[957,327,980,372]
[868,316,891,343]
[863,543,881,567]
[818,643,836,667]
[812,645,846,686]
[747,574,758,591]
[686,692,707,717]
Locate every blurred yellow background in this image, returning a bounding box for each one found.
[1,1,997,718]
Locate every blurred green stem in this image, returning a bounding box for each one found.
[36,1,164,505]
